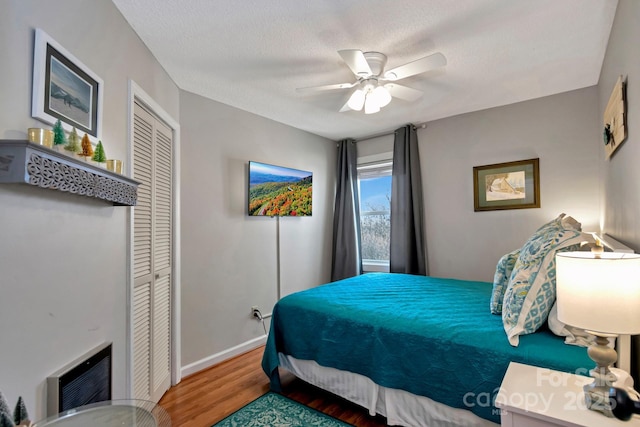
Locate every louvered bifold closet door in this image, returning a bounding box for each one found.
[151,118,172,402]
[132,102,172,403]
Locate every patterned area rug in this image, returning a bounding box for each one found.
[212,392,353,426]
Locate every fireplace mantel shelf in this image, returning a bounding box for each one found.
[0,140,139,206]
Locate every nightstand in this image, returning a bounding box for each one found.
[496,362,640,427]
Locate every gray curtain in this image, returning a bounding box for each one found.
[331,139,362,281]
[390,125,428,275]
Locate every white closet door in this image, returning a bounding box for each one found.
[151,115,172,402]
[132,101,172,403]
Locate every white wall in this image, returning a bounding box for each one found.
[419,87,600,282]
[0,0,179,420]
[597,0,640,385]
[179,90,335,371]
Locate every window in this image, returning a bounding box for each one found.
[357,161,392,272]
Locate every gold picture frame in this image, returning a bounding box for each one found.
[473,158,540,212]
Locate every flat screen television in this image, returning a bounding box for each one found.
[248,161,312,216]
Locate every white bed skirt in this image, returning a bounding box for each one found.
[279,353,499,427]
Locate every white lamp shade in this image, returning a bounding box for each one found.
[556,252,640,335]
[347,89,365,111]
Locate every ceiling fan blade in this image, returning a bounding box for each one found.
[385,83,423,102]
[383,52,447,81]
[338,49,373,77]
[339,88,360,112]
[296,82,357,93]
[339,100,352,112]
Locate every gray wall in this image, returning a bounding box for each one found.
[599,0,640,249]
[0,0,179,419]
[179,90,335,371]
[419,87,600,282]
[2,0,637,419]
[597,0,640,384]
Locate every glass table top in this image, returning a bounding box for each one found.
[33,400,170,427]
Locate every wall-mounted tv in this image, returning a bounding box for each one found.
[248,161,312,216]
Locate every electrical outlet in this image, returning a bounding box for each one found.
[251,306,262,320]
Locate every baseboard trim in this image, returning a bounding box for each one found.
[180,335,267,379]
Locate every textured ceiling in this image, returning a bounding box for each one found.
[112,0,617,141]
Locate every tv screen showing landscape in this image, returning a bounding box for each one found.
[248,161,312,216]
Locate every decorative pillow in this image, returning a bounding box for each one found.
[490,248,520,314]
[502,214,587,346]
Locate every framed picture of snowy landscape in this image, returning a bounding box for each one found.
[473,158,540,212]
[32,28,103,141]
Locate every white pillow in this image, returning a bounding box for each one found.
[547,233,601,344]
[547,302,596,346]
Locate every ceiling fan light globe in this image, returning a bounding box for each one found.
[347,89,365,111]
[364,95,381,114]
[372,86,392,107]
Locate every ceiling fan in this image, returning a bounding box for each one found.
[296,49,447,114]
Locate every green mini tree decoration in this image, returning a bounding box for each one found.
[0,412,13,427]
[13,397,28,426]
[80,133,94,159]
[92,140,107,163]
[64,127,80,153]
[52,119,66,147]
[0,391,10,421]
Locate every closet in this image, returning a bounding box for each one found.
[132,101,173,402]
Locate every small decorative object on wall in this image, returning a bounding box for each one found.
[473,158,540,212]
[80,133,94,161]
[0,140,139,206]
[32,28,103,143]
[603,75,627,158]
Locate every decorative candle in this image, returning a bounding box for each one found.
[106,159,123,174]
[28,128,54,148]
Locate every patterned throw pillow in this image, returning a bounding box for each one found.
[490,248,520,314]
[502,214,586,346]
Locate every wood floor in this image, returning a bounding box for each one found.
[158,345,388,426]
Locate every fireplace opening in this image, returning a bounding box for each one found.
[46,342,112,416]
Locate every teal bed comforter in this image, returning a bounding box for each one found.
[262,273,592,423]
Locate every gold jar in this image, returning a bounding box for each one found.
[28,128,54,148]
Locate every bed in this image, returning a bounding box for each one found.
[261,272,593,426]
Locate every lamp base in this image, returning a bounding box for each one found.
[584,380,615,417]
[584,332,619,417]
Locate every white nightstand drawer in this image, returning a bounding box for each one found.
[496,362,640,427]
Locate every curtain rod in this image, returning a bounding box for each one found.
[353,122,427,142]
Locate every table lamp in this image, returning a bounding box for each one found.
[555,251,640,417]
